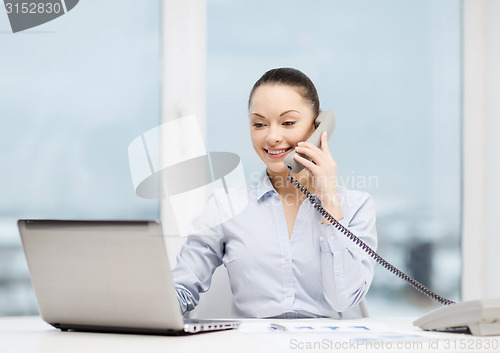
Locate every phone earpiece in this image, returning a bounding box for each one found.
[283,110,337,173]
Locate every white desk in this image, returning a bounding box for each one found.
[1,316,499,353]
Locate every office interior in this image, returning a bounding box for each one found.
[0,0,499,324]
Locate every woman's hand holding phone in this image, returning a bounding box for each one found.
[293,131,344,222]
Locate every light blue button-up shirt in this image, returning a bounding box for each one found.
[172,171,377,318]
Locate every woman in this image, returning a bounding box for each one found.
[172,68,377,319]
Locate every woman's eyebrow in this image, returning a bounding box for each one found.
[251,110,299,119]
[280,110,299,117]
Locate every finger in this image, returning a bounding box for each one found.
[293,153,318,174]
[299,133,333,163]
[295,144,325,165]
[297,140,321,152]
[320,131,329,152]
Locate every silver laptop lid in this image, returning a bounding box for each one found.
[18,220,185,332]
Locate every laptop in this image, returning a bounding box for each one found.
[17,220,239,335]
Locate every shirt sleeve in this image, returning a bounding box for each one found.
[318,191,378,313]
[171,192,226,314]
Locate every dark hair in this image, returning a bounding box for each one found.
[248,68,320,115]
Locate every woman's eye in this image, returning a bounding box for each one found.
[252,122,265,128]
[283,121,295,126]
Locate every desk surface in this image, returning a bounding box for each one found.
[1,316,499,353]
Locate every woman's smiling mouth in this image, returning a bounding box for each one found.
[264,147,293,159]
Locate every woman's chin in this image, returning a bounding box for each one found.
[266,162,289,175]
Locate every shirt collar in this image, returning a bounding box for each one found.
[255,171,277,201]
[255,170,325,202]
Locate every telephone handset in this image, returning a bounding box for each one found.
[285,110,500,336]
[283,110,336,174]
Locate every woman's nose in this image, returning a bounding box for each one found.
[266,126,283,145]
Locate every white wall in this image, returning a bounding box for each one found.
[160,0,206,259]
[160,0,232,318]
[463,0,500,300]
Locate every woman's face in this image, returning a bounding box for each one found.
[249,84,316,175]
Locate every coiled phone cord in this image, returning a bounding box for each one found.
[287,171,455,306]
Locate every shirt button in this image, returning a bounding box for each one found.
[335,271,341,277]
[284,256,290,262]
[319,236,324,241]
[329,235,335,241]
[286,291,293,297]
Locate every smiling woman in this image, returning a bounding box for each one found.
[205,0,462,318]
[172,67,377,319]
[248,68,344,231]
[249,85,316,173]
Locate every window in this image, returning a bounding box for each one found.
[0,0,160,315]
[206,0,462,316]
